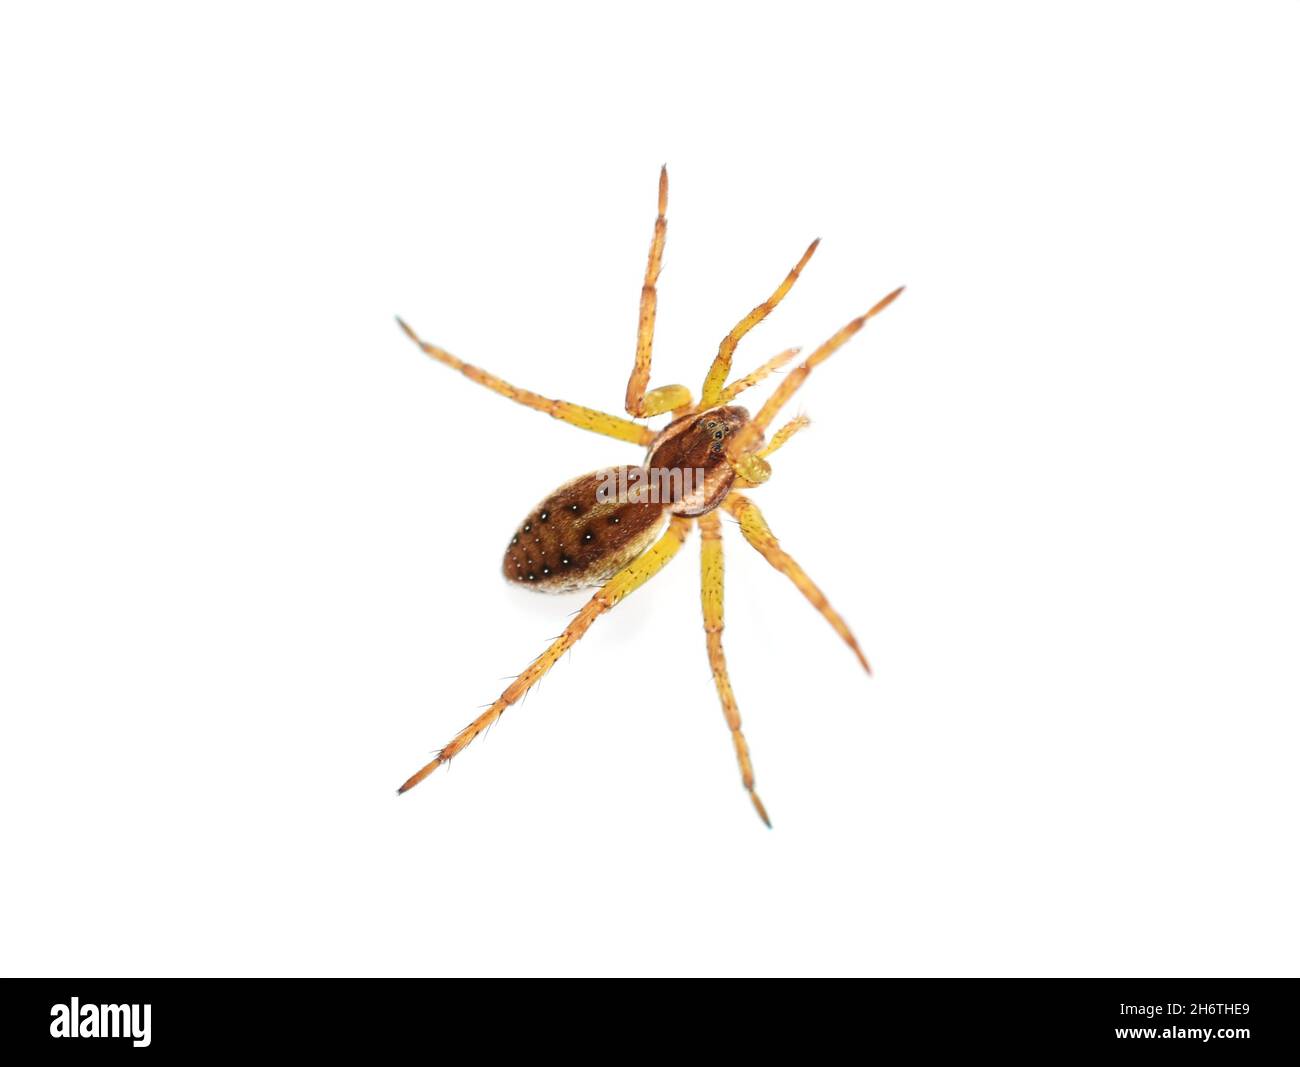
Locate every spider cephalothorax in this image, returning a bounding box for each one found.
[397,167,902,825]
[646,404,754,516]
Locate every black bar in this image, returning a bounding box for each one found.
[4,978,1294,1056]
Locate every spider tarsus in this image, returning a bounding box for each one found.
[869,286,905,316]
[397,753,445,794]
[751,792,773,828]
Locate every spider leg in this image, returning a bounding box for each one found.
[728,286,904,460]
[397,516,693,794]
[757,414,811,459]
[718,347,801,404]
[700,239,819,408]
[699,511,771,827]
[625,166,693,418]
[395,318,655,446]
[722,493,872,675]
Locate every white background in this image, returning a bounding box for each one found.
[2,2,1297,977]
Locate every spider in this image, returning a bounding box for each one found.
[395,167,902,825]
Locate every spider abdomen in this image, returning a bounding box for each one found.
[503,467,668,592]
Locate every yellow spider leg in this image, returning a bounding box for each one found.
[699,239,820,409]
[396,317,655,446]
[729,286,904,459]
[625,166,693,418]
[699,511,771,827]
[398,516,692,794]
[757,414,810,459]
[723,493,872,675]
[718,347,801,404]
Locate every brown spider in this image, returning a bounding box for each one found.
[396,167,902,825]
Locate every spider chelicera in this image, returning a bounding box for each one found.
[396,167,902,825]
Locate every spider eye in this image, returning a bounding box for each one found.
[712,429,725,440]
[704,420,718,430]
